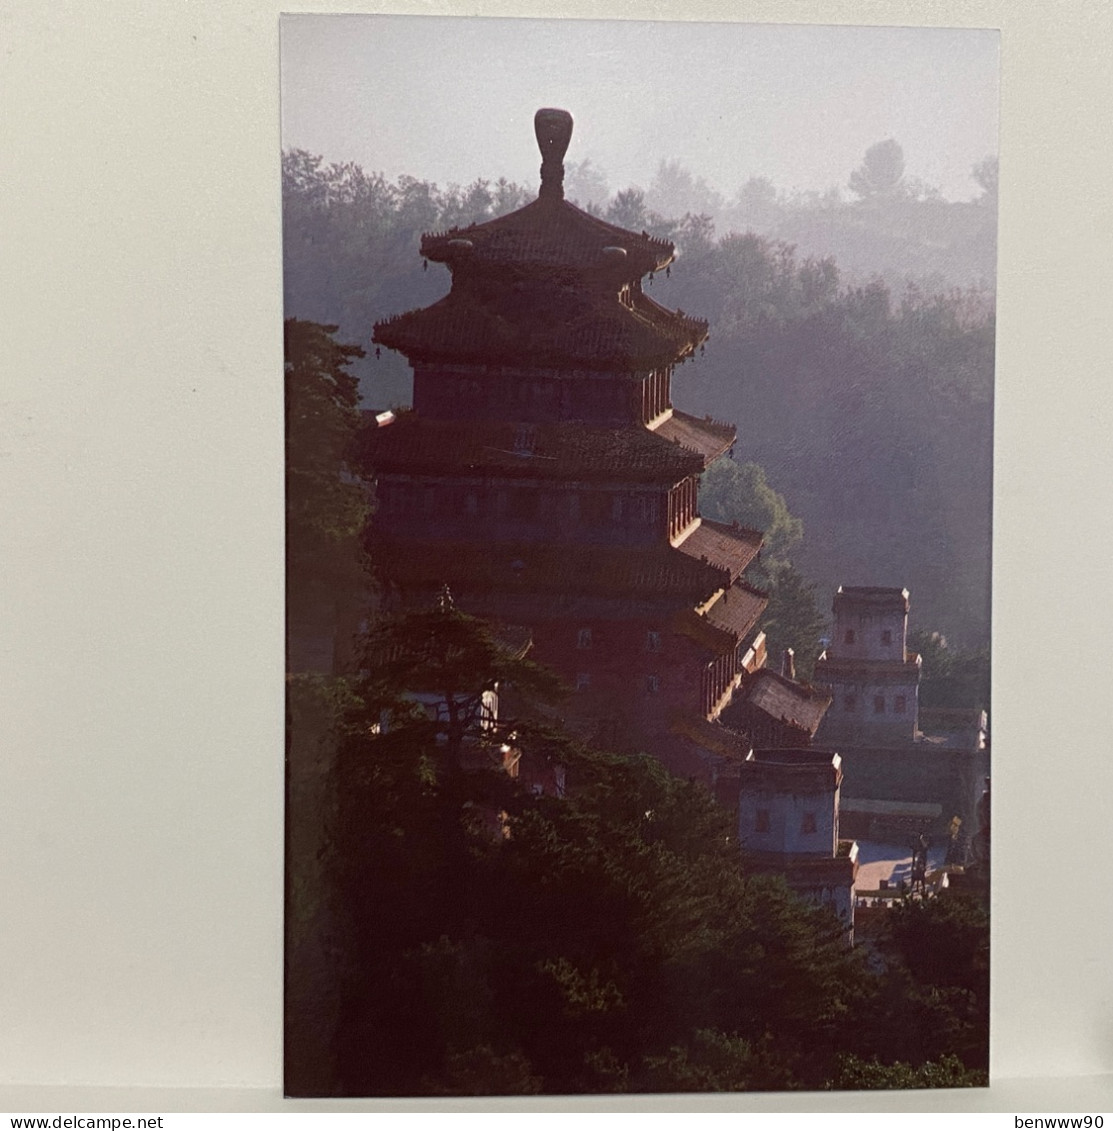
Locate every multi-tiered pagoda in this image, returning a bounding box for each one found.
[365,109,766,783]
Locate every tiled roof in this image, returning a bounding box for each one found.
[730,669,833,736]
[372,536,738,599]
[834,586,910,612]
[740,747,842,792]
[421,195,675,278]
[668,710,752,762]
[669,583,765,655]
[669,608,731,653]
[360,415,705,482]
[653,410,735,465]
[813,653,922,682]
[918,707,987,729]
[374,279,708,372]
[704,583,767,640]
[675,519,764,581]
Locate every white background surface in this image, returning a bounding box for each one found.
[2,0,1112,1112]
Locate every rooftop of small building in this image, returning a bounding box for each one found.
[814,651,921,672]
[833,585,910,611]
[747,747,841,767]
[668,710,752,762]
[918,706,988,729]
[728,667,833,735]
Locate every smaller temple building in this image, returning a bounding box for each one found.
[813,587,921,747]
[813,585,989,845]
[737,748,859,942]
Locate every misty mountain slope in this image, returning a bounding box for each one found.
[753,199,997,293]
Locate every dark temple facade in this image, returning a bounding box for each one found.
[364,109,768,784]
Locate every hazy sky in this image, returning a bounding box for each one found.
[281,16,999,203]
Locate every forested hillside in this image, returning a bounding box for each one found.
[283,150,994,648]
[644,145,998,294]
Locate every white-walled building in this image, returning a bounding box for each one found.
[738,748,859,942]
[813,587,921,747]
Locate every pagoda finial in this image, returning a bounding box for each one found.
[534,108,572,201]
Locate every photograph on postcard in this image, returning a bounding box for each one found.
[281,15,996,1097]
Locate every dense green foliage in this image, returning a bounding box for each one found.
[285,319,369,548]
[285,319,373,657]
[659,235,993,647]
[701,459,803,564]
[699,458,827,678]
[282,151,531,412]
[757,562,829,682]
[283,151,993,649]
[909,629,992,711]
[290,605,991,1096]
[828,1053,986,1090]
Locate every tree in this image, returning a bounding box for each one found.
[365,588,566,769]
[827,1052,986,1090]
[284,319,373,669]
[727,176,782,232]
[604,188,675,242]
[759,562,828,680]
[907,629,990,710]
[873,892,990,1073]
[886,892,989,998]
[605,187,650,232]
[565,158,610,210]
[700,458,803,565]
[324,642,883,1094]
[647,159,724,221]
[849,139,907,201]
[971,155,998,206]
[697,458,828,676]
[285,319,369,553]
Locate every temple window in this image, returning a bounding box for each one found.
[575,672,591,691]
[646,674,660,695]
[881,629,893,645]
[873,695,885,714]
[577,627,593,650]
[755,809,770,833]
[844,629,856,645]
[801,812,818,835]
[894,695,907,714]
[646,630,661,652]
